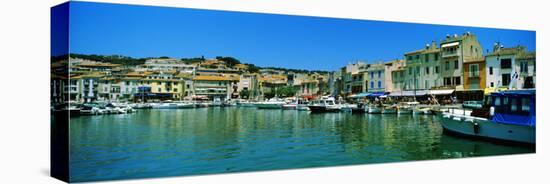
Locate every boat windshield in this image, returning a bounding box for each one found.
[490,90,535,126]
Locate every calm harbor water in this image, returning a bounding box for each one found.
[68,107,534,182]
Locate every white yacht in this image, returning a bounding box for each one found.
[440,90,535,144]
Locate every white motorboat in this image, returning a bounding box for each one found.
[367,105,382,114]
[256,98,285,109]
[308,97,337,113]
[440,90,535,144]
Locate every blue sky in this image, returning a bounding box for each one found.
[64,1,536,71]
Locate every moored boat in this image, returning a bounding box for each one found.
[367,105,382,114]
[381,105,397,114]
[397,106,412,114]
[256,98,285,109]
[440,90,536,145]
[308,97,337,113]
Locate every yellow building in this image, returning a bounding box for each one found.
[192,75,239,100]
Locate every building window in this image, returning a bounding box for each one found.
[454,77,461,85]
[435,53,439,60]
[489,67,493,75]
[377,71,381,78]
[444,77,452,86]
[502,74,511,86]
[454,60,459,70]
[370,72,374,79]
[425,80,429,89]
[520,61,528,72]
[424,54,429,62]
[408,68,412,75]
[435,66,440,74]
[425,67,430,75]
[469,64,479,77]
[370,82,374,88]
[445,61,450,70]
[490,82,494,87]
[377,81,381,88]
[501,59,512,69]
[415,55,420,60]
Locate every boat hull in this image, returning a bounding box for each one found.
[397,108,412,114]
[282,105,297,110]
[367,107,382,114]
[296,105,310,111]
[440,113,535,144]
[256,104,283,109]
[381,108,397,114]
[308,105,327,113]
[351,107,366,113]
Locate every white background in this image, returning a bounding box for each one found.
[0,0,547,183]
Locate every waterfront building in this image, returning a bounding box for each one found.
[366,62,385,92]
[192,75,239,101]
[404,41,441,91]
[384,59,405,92]
[71,72,105,102]
[439,32,483,90]
[485,43,536,90]
[51,60,70,103]
[237,74,259,99]
[341,61,368,95]
[138,71,186,101]
[294,79,319,98]
[391,65,407,93]
[175,73,194,98]
[462,58,486,90]
[97,76,141,101]
[258,75,287,99]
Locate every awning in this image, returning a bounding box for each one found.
[388,90,428,97]
[368,92,387,98]
[428,89,454,95]
[349,93,370,98]
[441,42,459,48]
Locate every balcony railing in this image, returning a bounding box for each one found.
[442,51,459,58]
[468,71,479,78]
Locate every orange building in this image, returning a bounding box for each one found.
[462,58,486,90]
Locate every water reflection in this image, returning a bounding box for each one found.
[69,108,534,182]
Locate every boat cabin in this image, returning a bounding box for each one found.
[489,90,536,127]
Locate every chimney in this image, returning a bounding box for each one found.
[493,42,500,52]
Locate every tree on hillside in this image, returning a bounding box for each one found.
[276,86,297,97]
[246,64,260,73]
[216,56,241,67]
[181,57,205,64]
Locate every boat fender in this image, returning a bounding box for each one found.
[473,122,480,134]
